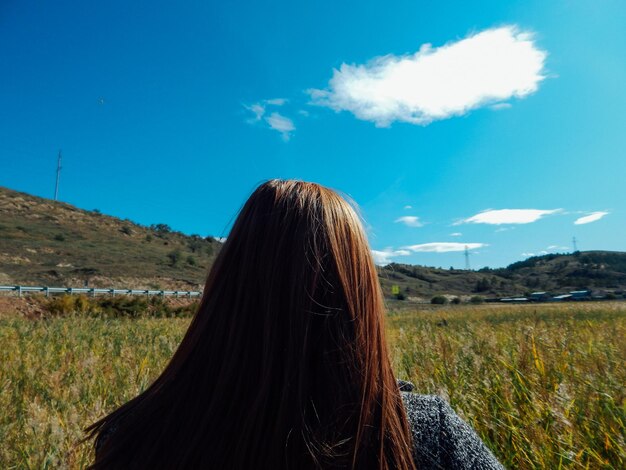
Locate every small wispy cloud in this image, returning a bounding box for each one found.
[265,98,287,106]
[265,112,295,141]
[371,248,411,265]
[574,211,609,225]
[394,215,423,227]
[244,99,295,140]
[449,232,462,237]
[547,245,569,251]
[490,103,512,111]
[308,25,547,127]
[403,242,487,253]
[245,103,266,122]
[403,205,413,210]
[457,208,561,225]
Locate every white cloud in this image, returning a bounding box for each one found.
[449,232,462,237]
[371,248,411,265]
[403,242,487,253]
[574,211,609,225]
[394,215,423,227]
[246,103,266,122]
[403,205,412,210]
[213,237,227,243]
[308,25,547,127]
[265,112,295,140]
[547,245,569,251]
[490,102,512,111]
[458,208,561,225]
[265,98,287,106]
[244,100,295,140]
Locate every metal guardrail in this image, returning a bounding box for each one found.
[0,285,202,298]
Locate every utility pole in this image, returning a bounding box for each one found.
[54,150,62,201]
[572,236,578,252]
[464,245,471,270]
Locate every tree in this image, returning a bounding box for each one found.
[431,296,448,305]
[167,249,182,267]
[151,223,172,234]
[474,278,490,292]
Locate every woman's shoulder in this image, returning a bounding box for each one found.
[399,389,505,469]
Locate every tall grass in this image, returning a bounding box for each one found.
[388,303,625,469]
[1,302,624,468]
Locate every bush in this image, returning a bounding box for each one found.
[150,223,172,234]
[47,295,97,316]
[120,226,133,235]
[45,295,199,318]
[451,297,461,305]
[470,295,484,304]
[54,234,65,242]
[167,249,182,267]
[395,292,406,300]
[431,295,448,305]
[186,255,197,266]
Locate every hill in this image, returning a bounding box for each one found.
[0,186,221,290]
[378,251,626,300]
[1,186,625,298]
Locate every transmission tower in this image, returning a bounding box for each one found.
[54,150,62,201]
[464,245,471,270]
[572,236,578,252]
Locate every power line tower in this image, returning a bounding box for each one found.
[464,245,471,270]
[572,236,578,252]
[54,150,62,201]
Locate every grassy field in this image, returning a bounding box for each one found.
[1,301,624,469]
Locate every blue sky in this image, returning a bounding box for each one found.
[1,0,624,268]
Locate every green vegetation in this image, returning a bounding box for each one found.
[46,295,198,318]
[0,186,221,289]
[388,303,625,469]
[1,302,624,468]
[430,295,448,305]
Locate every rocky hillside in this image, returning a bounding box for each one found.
[0,186,221,290]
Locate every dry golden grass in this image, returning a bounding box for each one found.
[1,301,624,468]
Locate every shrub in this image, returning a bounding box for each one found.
[150,223,171,234]
[186,255,197,266]
[54,234,65,242]
[451,297,461,305]
[395,292,406,300]
[470,295,484,304]
[120,226,133,235]
[431,295,448,305]
[167,249,182,267]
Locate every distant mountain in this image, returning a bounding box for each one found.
[1,186,624,298]
[378,251,626,300]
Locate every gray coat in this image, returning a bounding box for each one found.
[401,391,505,469]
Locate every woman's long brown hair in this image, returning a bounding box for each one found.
[86,179,415,469]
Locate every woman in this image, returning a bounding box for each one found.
[87,179,503,469]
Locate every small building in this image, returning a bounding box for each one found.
[570,290,592,301]
[552,294,572,301]
[500,297,528,303]
[529,292,551,302]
